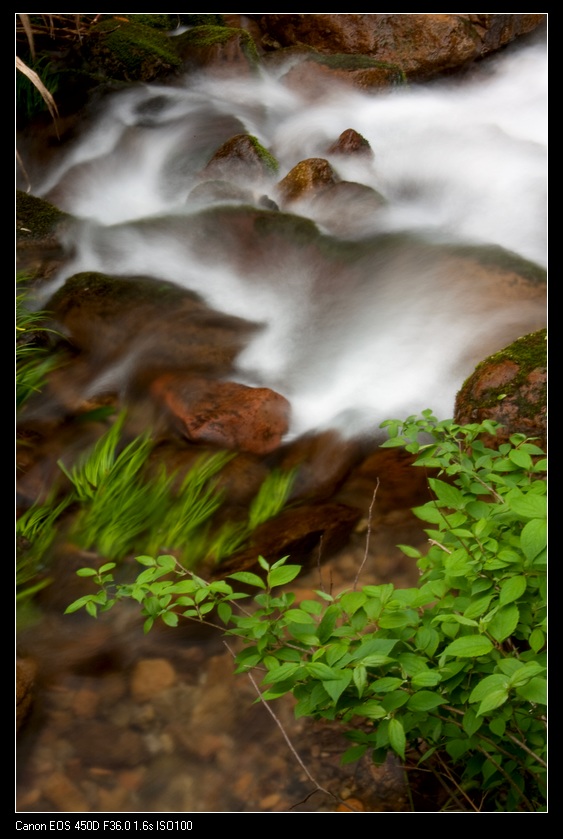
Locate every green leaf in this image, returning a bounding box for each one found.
[397,544,422,558]
[76,568,98,577]
[317,605,340,644]
[499,576,527,605]
[306,662,342,680]
[353,666,367,697]
[488,604,519,643]
[462,708,482,737]
[340,744,368,765]
[508,448,533,470]
[339,590,367,615]
[262,662,301,684]
[268,564,301,588]
[411,670,442,688]
[228,571,266,589]
[443,635,493,658]
[407,691,445,712]
[161,611,178,627]
[520,518,547,562]
[428,478,465,509]
[217,602,232,626]
[323,671,353,703]
[351,700,387,720]
[515,677,547,705]
[469,674,509,704]
[477,689,509,716]
[506,492,546,520]
[528,628,545,653]
[388,718,406,760]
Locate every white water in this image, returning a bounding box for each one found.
[33,33,547,438]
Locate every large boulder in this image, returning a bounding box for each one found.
[454,329,546,449]
[252,14,546,80]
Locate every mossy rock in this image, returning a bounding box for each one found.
[16,190,69,242]
[176,15,226,28]
[84,18,182,82]
[175,25,260,68]
[454,329,547,449]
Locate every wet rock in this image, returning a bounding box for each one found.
[276,429,363,503]
[218,502,362,574]
[188,179,255,207]
[16,190,73,282]
[280,56,404,97]
[68,720,149,768]
[276,158,339,206]
[327,128,374,158]
[175,25,259,77]
[16,657,36,732]
[47,272,259,386]
[254,14,546,80]
[130,658,177,702]
[41,771,90,812]
[151,373,291,454]
[454,329,547,449]
[199,133,279,188]
[82,18,181,83]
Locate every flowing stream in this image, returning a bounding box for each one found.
[17,28,547,814]
[30,30,546,439]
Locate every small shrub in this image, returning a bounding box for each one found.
[66,413,547,811]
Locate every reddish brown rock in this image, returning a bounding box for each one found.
[254,14,545,80]
[152,374,290,454]
[217,502,361,575]
[16,657,36,732]
[175,26,258,77]
[280,58,403,98]
[199,134,277,188]
[130,658,177,702]
[327,128,374,158]
[276,158,338,206]
[454,330,546,449]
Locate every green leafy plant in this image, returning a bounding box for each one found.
[66,413,547,811]
[16,288,63,410]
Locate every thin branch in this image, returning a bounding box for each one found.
[505,731,547,769]
[353,479,379,591]
[222,640,339,808]
[316,534,325,593]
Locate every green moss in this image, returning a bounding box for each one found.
[89,18,181,81]
[16,190,69,241]
[447,243,547,286]
[178,14,225,28]
[248,136,279,175]
[48,272,199,318]
[460,329,547,414]
[307,52,407,84]
[177,25,260,65]
[124,14,176,31]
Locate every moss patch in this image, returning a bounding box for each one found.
[16,190,69,241]
[176,25,260,65]
[248,136,279,175]
[87,18,182,81]
[306,51,406,84]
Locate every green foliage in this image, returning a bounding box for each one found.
[66,413,547,811]
[20,411,295,573]
[16,288,63,410]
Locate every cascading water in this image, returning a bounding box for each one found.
[29,31,546,440]
[16,23,547,816]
